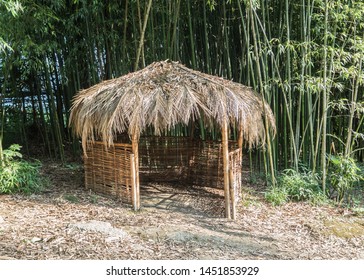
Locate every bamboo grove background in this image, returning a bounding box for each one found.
[0,0,363,187]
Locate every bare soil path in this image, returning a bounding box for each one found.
[0,162,363,260]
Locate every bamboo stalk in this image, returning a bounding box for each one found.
[221,120,231,219]
[132,134,140,210]
[229,166,236,220]
[321,0,329,192]
[169,0,181,59]
[345,32,363,156]
[187,0,196,68]
[134,0,153,71]
[122,0,129,65]
[0,67,6,167]
[44,57,64,162]
[202,0,211,73]
[130,153,137,211]
[249,3,276,185]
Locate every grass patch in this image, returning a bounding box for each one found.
[264,186,288,206]
[88,194,99,204]
[323,219,364,238]
[64,162,82,171]
[265,169,328,206]
[352,208,364,217]
[240,187,264,207]
[63,194,79,203]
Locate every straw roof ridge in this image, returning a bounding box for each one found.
[69,60,276,150]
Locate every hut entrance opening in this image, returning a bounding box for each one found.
[84,131,243,218]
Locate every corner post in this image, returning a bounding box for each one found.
[130,154,137,211]
[229,166,236,219]
[131,134,140,210]
[222,119,231,219]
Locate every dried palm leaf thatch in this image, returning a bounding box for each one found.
[69,60,275,151]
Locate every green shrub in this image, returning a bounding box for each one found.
[265,168,327,206]
[0,144,47,194]
[328,154,363,204]
[265,186,288,206]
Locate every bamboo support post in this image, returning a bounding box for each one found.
[229,167,236,220]
[130,154,137,211]
[221,120,231,219]
[132,134,140,210]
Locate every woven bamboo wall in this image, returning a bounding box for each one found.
[188,140,223,188]
[138,137,240,190]
[189,140,239,189]
[138,137,194,182]
[84,137,242,204]
[229,148,243,199]
[84,141,133,203]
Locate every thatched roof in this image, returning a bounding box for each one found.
[69,60,275,150]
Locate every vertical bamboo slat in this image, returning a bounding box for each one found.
[221,120,231,219]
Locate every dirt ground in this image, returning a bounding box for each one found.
[0,161,364,260]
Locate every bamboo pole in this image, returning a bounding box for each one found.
[134,0,153,71]
[221,120,231,219]
[130,154,137,211]
[131,134,140,210]
[229,166,236,220]
[321,0,329,193]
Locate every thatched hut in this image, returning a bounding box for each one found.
[69,60,275,219]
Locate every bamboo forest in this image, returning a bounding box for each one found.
[0,0,364,261]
